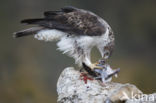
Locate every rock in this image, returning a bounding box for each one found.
[57,67,155,103]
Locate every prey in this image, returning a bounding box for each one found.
[82,60,120,83]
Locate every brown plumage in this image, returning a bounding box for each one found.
[15,6,106,38]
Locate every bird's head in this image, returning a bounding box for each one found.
[99,43,114,61]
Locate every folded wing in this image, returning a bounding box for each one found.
[14,6,106,38]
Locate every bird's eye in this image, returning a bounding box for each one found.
[104,51,110,59]
[105,52,109,56]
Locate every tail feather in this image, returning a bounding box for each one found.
[21,18,45,24]
[13,27,43,38]
[20,18,55,28]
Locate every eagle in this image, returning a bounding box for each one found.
[13,6,115,72]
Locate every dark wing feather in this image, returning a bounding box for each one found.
[44,6,77,18]
[59,11,106,36]
[15,6,106,38]
[61,6,78,13]
[44,6,77,17]
[44,11,62,19]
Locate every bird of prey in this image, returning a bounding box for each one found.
[13,6,114,72]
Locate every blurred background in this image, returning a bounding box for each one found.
[0,0,156,103]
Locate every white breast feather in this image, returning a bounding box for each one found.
[33,27,110,66]
[57,28,110,66]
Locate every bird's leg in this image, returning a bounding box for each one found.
[83,57,104,70]
[83,51,104,70]
[90,62,104,70]
[90,59,106,70]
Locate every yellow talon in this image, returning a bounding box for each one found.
[90,62,103,70]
